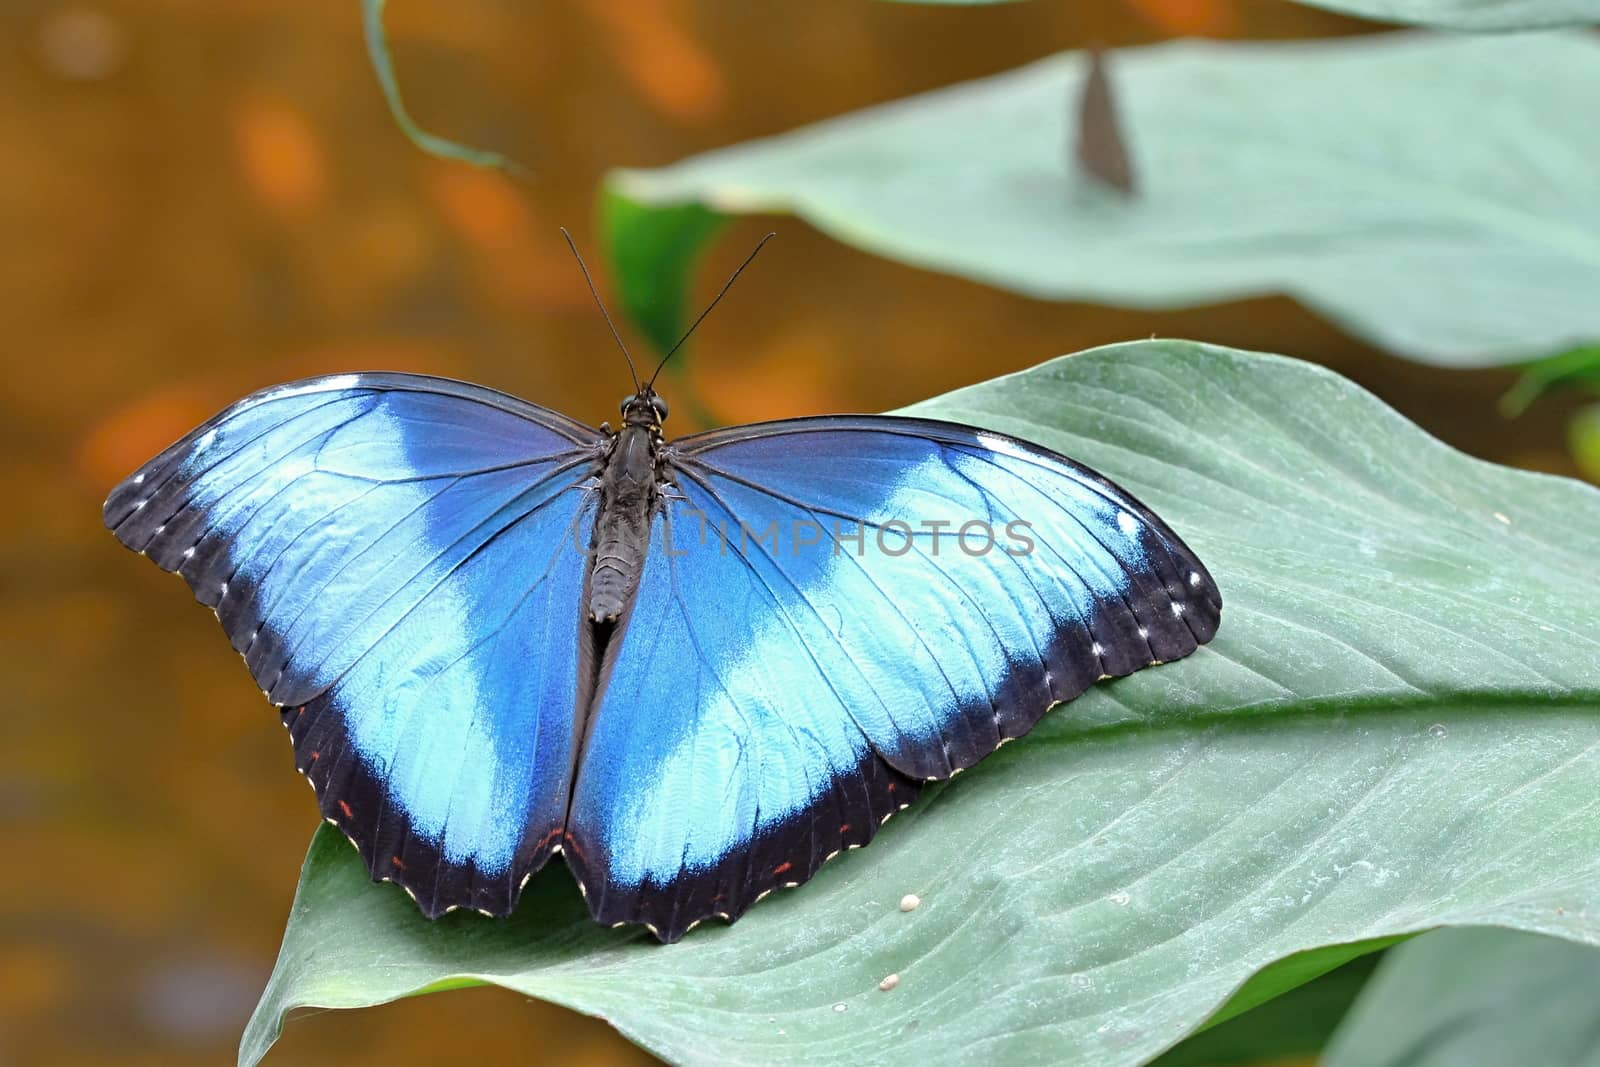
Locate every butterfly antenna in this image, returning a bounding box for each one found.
[560,226,641,394]
[647,232,776,389]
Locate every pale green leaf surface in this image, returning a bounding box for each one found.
[1324,926,1600,1065]
[607,34,1600,368]
[1292,0,1600,28]
[1228,0,1593,27]
[881,0,1598,26]
[242,341,1600,1066]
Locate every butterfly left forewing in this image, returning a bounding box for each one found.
[105,372,603,917]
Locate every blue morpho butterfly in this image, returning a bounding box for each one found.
[103,236,1220,942]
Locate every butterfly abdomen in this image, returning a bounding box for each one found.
[587,425,659,623]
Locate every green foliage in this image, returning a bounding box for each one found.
[1501,345,1600,417]
[1500,346,1600,486]
[605,34,1600,369]
[599,188,726,359]
[1570,405,1600,483]
[1324,928,1600,1065]
[242,341,1600,1067]
[362,0,522,172]
[1151,950,1384,1066]
[1181,936,1408,1034]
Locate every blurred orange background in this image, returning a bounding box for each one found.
[1,1,1587,1064]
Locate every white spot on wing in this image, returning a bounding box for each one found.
[973,431,1016,456]
[263,374,361,402]
[1116,511,1137,535]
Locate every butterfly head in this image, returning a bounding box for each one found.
[621,390,669,430]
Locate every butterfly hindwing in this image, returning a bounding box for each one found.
[104,373,604,916]
[565,508,924,938]
[566,416,1220,941]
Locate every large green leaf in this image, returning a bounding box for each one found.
[1324,927,1600,1065]
[241,341,1600,1067]
[604,33,1600,368]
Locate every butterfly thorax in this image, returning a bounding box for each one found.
[587,421,662,624]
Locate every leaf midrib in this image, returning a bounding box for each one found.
[1047,689,1600,746]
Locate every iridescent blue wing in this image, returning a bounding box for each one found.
[567,416,1219,941]
[104,373,602,917]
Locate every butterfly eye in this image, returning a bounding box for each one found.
[650,395,669,421]
[621,394,637,414]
